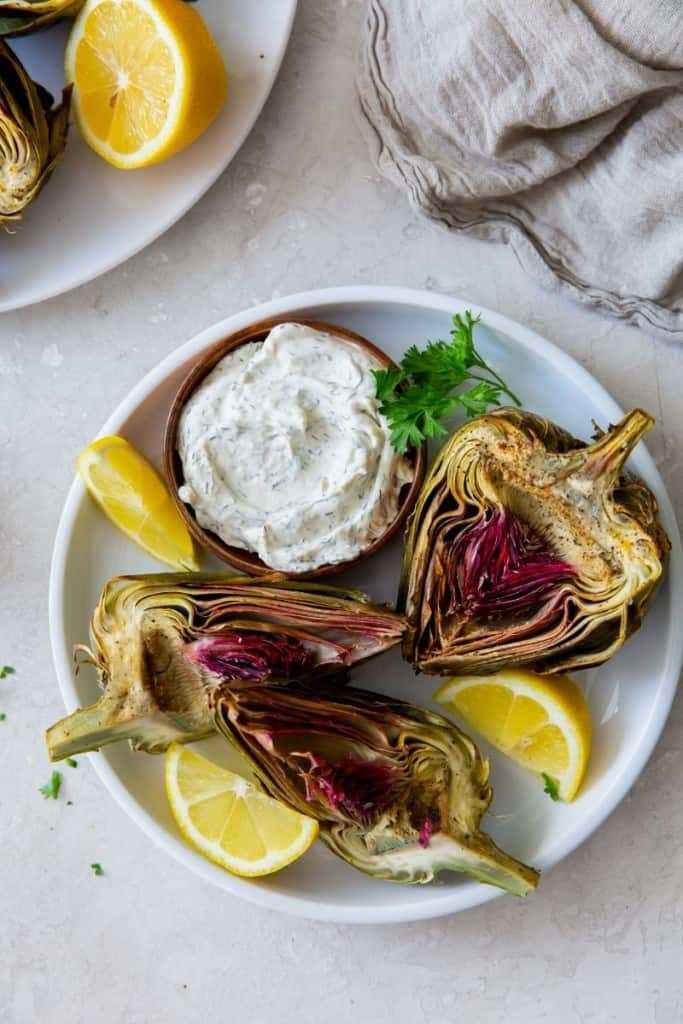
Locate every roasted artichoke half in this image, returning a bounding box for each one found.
[0,0,81,37]
[46,573,406,761]
[0,40,70,222]
[215,680,539,894]
[400,408,669,675]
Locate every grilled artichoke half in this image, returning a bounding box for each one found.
[46,573,406,761]
[215,681,539,894]
[0,0,81,37]
[0,41,70,222]
[400,408,669,675]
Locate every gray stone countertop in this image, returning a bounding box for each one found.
[1,2,681,1022]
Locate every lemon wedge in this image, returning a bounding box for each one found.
[434,669,592,801]
[77,435,199,570]
[65,0,227,169]
[165,744,319,877]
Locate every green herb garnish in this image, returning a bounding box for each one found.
[542,773,561,802]
[90,863,104,876]
[0,713,5,722]
[39,770,62,800]
[0,665,15,679]
[65,757,78,768]
[373,311,521,452]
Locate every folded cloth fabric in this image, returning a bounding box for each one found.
[357,0,683,338]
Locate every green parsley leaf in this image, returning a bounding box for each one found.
[39,771,62,800]
[375,310,521,452]
[401,343,464,390]
[371,367,404,402]
[90,863,104,876]
[542,773,561,802]
[0,712,5,722]
[65,757,78,768]
[457,381,505,417]
[0,666,15,679]
[450,311,478,366]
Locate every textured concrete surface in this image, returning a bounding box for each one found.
[1,2,682,1022]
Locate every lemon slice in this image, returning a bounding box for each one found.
[434,669,592,801]
[165,744,319,876]
[65,0,227,169]
[77,435,198,570]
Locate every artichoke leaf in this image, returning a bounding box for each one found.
[400,408,669,676]
[45,573,407,761]
[0,0,82,37]
[0,40,71,221]
[215,681,539,895]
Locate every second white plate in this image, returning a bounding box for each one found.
[4,0,297,311]
[49,286,683,923]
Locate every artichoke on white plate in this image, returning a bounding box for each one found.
[0,40,70,222]
[45,573,406,761]
[215,680,539,894]
[400,408,669,676]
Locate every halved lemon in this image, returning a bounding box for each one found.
[165,744,319,877]
[434,669,592,801]
[65,0,227,169]
[77,435,199,570]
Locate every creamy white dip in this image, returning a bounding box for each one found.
[177,322,413,573]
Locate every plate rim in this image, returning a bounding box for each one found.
[0,0,299,313]
[48,284,683,924]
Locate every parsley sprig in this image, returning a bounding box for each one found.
[40,771,62,800]
[1,665,15,720]
[373,311,521,452]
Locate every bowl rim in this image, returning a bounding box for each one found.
[162,315,427,579]
[49,285,683,924]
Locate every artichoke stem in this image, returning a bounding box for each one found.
[45,698,195,760]
[435,832,539,896]
[46,699,134,760]
[581,409,654,485]
[331,830,540,894]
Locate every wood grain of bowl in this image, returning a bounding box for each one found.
[163,316,426,579]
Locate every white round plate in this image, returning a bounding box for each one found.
[49,286,683,924]
[3,0,297,312]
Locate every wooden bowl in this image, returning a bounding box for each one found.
[163,316,426,579]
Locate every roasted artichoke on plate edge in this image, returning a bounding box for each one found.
[400,408,669,676]
[0,39,70,222]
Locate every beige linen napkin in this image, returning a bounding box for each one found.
[357,0,683,337]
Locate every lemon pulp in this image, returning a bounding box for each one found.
[77,434,198,570]
[165,744,319,877]
[435,669,592,801]
[66,0,227,168]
